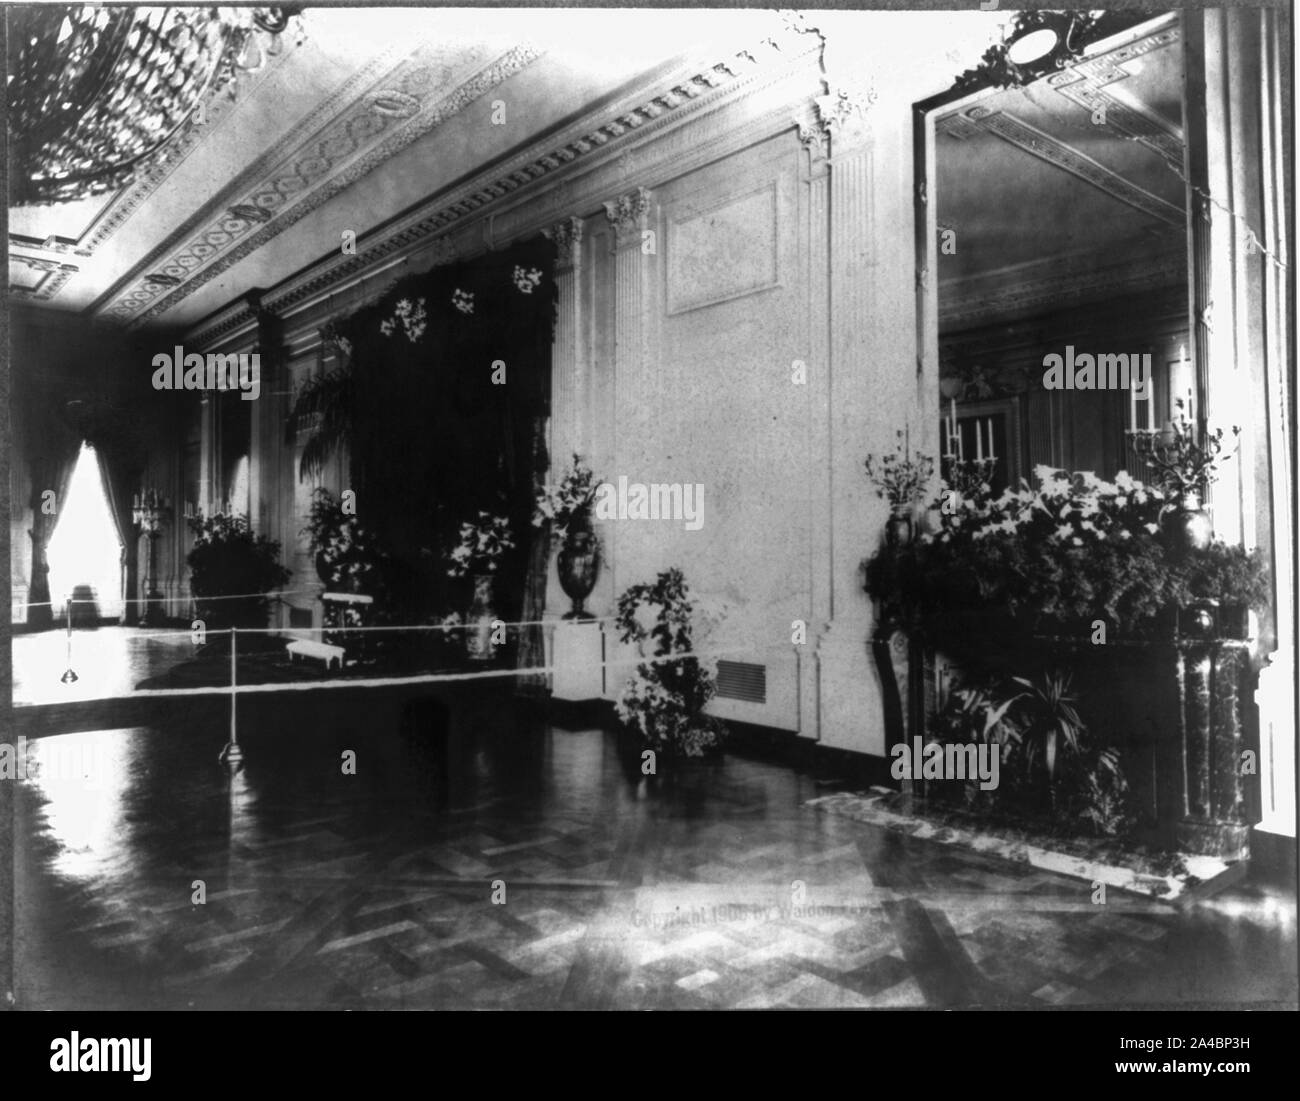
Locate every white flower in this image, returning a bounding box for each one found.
[452,289,474,315]
[512,266,544,294]
[1144,522,1159,535]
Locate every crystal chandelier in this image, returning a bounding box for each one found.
[8,5,306,206]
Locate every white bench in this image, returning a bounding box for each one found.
[285,638,347,671]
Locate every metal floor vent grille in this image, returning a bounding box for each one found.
[716,660,766,704]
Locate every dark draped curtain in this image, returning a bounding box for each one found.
[93,443,143,624]
[516,415,551,695]
[294,235,557,676]
[26,436,80,629]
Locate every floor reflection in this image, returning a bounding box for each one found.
[14,691,1298,1011]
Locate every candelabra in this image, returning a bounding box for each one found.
[133,489,171,627]
[1125,408,1213,497]
[942,456,999,499]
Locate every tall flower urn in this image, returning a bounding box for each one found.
[886,509,913,548]
[557,513,600,620]
[1161,492,1213,553]
[465,573,497,661]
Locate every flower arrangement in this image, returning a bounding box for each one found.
[1132,403,1240,499]
[865,464,1268,636]
[187,511,291,629]
[614,567,726,757]
[533,453,598,537]
[379,298,428,343]
[302,488,392,595]
[446,512,515,578]
[864,430,935,513]
[512,265,544,294]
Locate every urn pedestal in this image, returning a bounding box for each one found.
[465,573,497,662]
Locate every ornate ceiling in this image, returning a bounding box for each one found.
[9,8,769,330]
[937,18,1188,329]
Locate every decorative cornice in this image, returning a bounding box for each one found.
[8,255,80,301]
[107,42,541,325]
[940,105,1184,227]
[603,187,653,238]
[940,245,1186,328]
[182,16,824,341]
[7,46,293,261]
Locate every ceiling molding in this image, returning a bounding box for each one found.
[7,49,294,264]
[1044,25,1183,167]
[939,103,1184,227]
[940,243,1187,329]
[8,255,80,302]
[183,17,824,343]
[98,40,542,324]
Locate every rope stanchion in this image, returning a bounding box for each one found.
[114,615,620,641]
[17,641,801,706]
[218,627,244,770]
[60,610,78,684]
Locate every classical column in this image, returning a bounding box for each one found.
[247,293,282,534]
[603,187,654,472]
[596,186,656,612]
[796,110,832,741]
[541,215,585,466]
[1185,9,1294,843]
[807,78,899,756]
[199,395,217,516]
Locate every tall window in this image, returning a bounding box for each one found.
[47,442,124,621]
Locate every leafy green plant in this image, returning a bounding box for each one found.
[865,464,1269,637]
[187,512,291,630]
[1010,670,1082,788]
[927,668,1133,837]
[614,567,726,757]
[864,431,935,512]
[1137,404,1241,498]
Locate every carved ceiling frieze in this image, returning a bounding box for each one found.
[99,41,540,325]
[941,105,1184,227]
[7,49,292,265]
[9,255,80,302]
[186,17,823,342]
